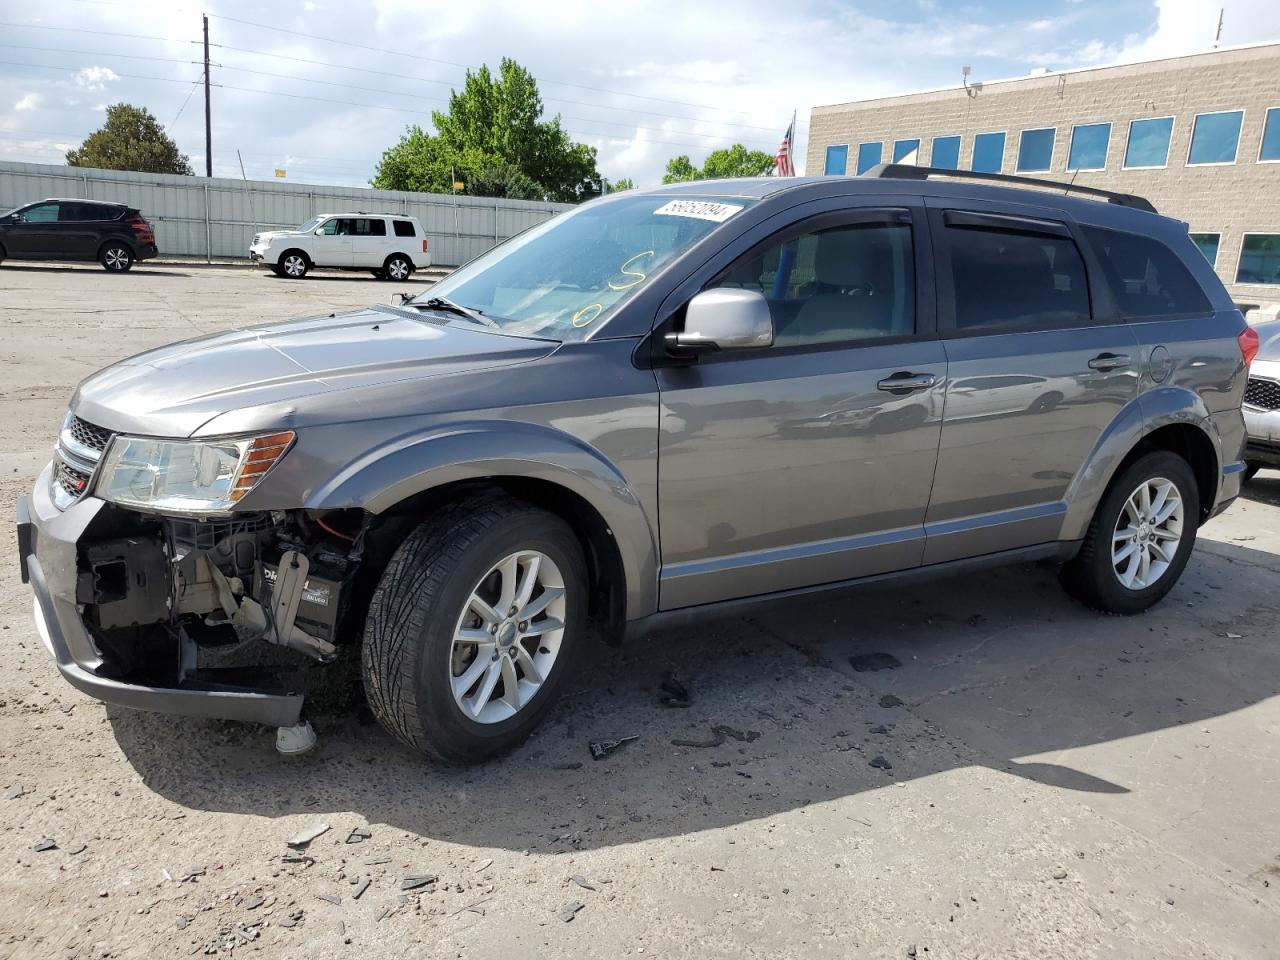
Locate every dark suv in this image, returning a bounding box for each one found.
[0,198,158,271]
[16,166,1255,763]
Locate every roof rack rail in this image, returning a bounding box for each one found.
[862,163,1158,214]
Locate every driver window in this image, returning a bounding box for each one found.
[319,219,340,235]
[19,202,60,223]
[709,216,916,347]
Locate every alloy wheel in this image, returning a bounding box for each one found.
[283,255,306,277]
[1111,476,1184,590]
[104,247,130,270]
[387,258,410,280]
[449,550,566,724]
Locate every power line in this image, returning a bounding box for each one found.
[167,79,200,132]
[0,42,203,67]
[0,20,195,46]
[0,58,204,85]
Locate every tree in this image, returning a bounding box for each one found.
[372,59,602,202]
[661,144,774,184]
[609,178,635,192]
[66,103,192,175]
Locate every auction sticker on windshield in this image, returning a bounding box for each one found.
[653,200,744,222]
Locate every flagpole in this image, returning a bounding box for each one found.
[790,109,797,176]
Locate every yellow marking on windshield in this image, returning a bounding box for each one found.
[571,303,604,327]
[608,250,656,291]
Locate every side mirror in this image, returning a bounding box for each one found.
[314,228,325,236]
[669,288,773,354]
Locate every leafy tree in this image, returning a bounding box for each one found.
[662,144,774,184]
[372,59,602,202]
[609,177,635,192]
[66,103,193,175]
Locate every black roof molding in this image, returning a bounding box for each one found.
[862,163,1158,214]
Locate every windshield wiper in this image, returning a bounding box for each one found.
[410,296,499,329]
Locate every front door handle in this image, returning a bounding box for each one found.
[877,372,937,393]
[1088,352,1131,371]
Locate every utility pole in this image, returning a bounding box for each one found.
[1214,7,1224,47]
[203,14,212,177]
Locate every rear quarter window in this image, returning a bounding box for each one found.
[393,220,416,237]
[1082,225,1211,318]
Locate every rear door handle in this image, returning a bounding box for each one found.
[877,372,937,392]
[1088,353,1131,371]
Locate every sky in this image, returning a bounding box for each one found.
[1,0,1278,190]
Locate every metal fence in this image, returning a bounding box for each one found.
[0,161,573,267]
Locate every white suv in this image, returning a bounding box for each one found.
[249,213,431,280]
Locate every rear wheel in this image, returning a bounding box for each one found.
[99,243,133,272]
[278,251,309,278]
[383,254,412,281]
[1060,450,1199,614]
[362,498,587,764]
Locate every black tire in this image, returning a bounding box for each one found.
[1244,462,1262,483]
[99,243,133,272]
[278,250,309,279]
[362,497,588,764]
[1060,450,1199,615]
[383,254,413,282]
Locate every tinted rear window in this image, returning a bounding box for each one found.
[1082,226,1211,318]
[943,222,1091,332]
[353,218,386,236]
[393,219,416,237]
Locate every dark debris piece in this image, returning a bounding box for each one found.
[849,652,903,672]
[401,875,437,891]
[32,838,57,852]
[558,901,584,922]
[175,916,192,930]
[316,893,341,905]
[352,878,371,900]
[568,874,595,891]
[553,762,583,771]
[869,755,893,770]
[278,911,305,929]
[589,735,638,760]
[671,724,761,748]
[244,896,265,911]
[869,725,890,735]
[879,694,905,708]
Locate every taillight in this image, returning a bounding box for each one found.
[422,239,429,253]
[1239,325,1260,367]
[126,213,154,239]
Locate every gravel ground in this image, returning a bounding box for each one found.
[1,261,1278,959]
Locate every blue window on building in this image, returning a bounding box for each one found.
[931,135,961,170]
[971,132,1005,173]
[1189,233,1220,267]
[1258,107,1280,161]
[1238,235,1280,286]
[824,144,848,176]
[1188,110,1244,165]
[893,138,921,164]
[1124,117,1174,168]
[1067,122,1110,170]
[856,141,883,175]
[1016,128,1055,172]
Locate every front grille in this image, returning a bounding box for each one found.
[1244,377,1280,411]
[54,460,91,500]
[68,415,112,453]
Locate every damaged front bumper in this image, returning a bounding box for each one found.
[17,464,356,727]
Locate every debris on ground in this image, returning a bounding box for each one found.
[316,893,341,905]
[869,755,893,770]
[671,724,762,748]
[558,900,584,922]
[281,854,316,868]
[287,823,330,848]
[568,874,596,891]
[869,725,890,735]
[589,735,638,760]
[345,826,372,844]
[175,916,192,930]
[849,652,903,672]
[1052,870,1068,880]
[401,874,437,891]
[32,838,57,852]
[179,866,207,883]
[879,694,905,708]
[278,910,305,929]
[352,878,371,900]
[244,895,265,911]
[553,761,583,770]
[474,858,493,873]
[66,842,87,855]
[6,785,26,800]
[658,671,690,707]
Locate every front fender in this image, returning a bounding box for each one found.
[306,420,659,619]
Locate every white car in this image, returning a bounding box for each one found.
[249,213,431,280]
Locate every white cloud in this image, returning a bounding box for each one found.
[14,94,38,111]
[75,66,119,91]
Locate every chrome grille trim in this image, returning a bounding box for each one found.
[51,412,113,509]
[1244,376,1280,412]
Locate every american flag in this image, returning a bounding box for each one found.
[774,116,795,176]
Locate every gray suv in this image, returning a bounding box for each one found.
[16,166,1255,763]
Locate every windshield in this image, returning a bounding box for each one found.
[297,216,323,233]
[410,194,755,340]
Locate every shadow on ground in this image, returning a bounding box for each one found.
[108,537,1280,853]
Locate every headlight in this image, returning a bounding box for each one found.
[97,431,294,514]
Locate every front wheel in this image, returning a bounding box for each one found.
[1060,450,1199,614]
[100,244,133,272]
[278,251,309,278]
[362,498,587,763]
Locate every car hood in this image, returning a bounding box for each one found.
[71,305,556,438]
[253,229,295,243]
[1253,316,1280,363]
